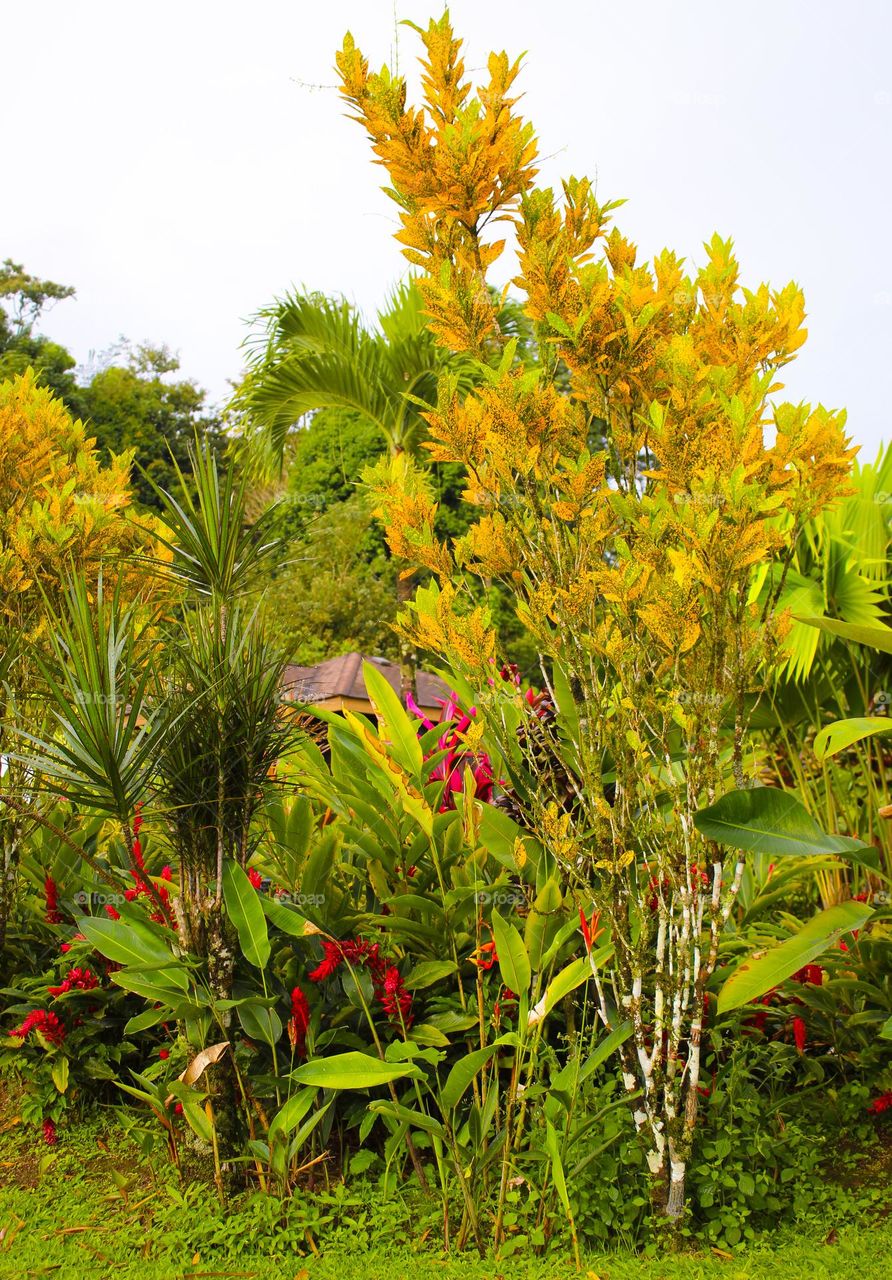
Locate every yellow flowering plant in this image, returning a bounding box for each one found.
[336,14,856,1220]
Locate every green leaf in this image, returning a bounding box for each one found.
[237,1002,283,1048]
[78,917,180,974]
[694,788,868,858]
[797,616,892,654]
[290,1051,423,1090]
[813,717,892,760]
[880,1016,892,1041]
[222,860,270,969]
[362,661,423,776]
[261,895,310,937]
[404,959,457,990]
[368,1100,446,1139]
[439,1035,517,1113]
[717,901,874,1013]
[51,1057,69,1094]
[268,1087,318,1143]
[124,1007,169,1036]
[529,956,590,1025]
[492,908,531,997]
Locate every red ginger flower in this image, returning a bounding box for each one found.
[44,874,62,924]
[379,966,413,1029]
[792,1015,807,1053]
[104,904,121,921]
[43,1118,57,1146]
[48,967,99,997]
[248,867,263,889]
[289,987,310,1057]
[868,1092,892,1115]
[158,1048,170,1060]
[12,1009,66,1046]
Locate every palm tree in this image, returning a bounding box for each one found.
[240,281,464,694]
[241,280,450,465]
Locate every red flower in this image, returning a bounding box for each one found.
[43,1118,57,1146]
[158,1048,170,1060]
[579,908,602,954]
[161,865,173,882]
[60,942,72,953]
[379,966,413,1029]
[308,940,346,983]
[248,867,263,890]
[48,967,99,997]
[289,987,310,1057]
[792,964,823,986]
[792,1015,807,1053]
[104,904,121,921]
[472,940,498,971]
[868,1092,892,1115]
[12,1009,66,1046]
[44,875,62,925]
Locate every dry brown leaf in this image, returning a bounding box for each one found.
[178,1041,230,1088]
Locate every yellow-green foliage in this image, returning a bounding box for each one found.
[0,369,156,645]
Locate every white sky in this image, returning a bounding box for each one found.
[5,1,891,455]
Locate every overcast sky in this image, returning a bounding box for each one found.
[6,1,891,455]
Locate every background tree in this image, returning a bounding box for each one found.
[0,371,160,956]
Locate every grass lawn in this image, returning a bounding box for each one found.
[1,1102,889,1280]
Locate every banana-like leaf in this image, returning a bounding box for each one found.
[492,908,531,997]
[717,901,874,1013]
[694,788,868,858]
[797,616,892,654]
[290,1051,423,1090]
[813,716,892,760]
[362,660,423,777]
[222,860,271,969]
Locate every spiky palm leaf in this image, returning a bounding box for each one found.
[241,280,460,466]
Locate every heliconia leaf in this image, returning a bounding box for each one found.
[261,895,311,937]
[813,716,892,760]
[268,1086,318,1143]
[362,660,424,777]
[404,959,457,990]
[237,1002,283,1048]
[367,1100,446,1138]
[797,616,892,654]
[290,1051,423,1090]
[527,956,590,1027]
[438,1034,518,1113]
[491,908,531,998]
[222,860,271,969]
[694,788,868,858]
[717,901,874,1013]
[79,916,178,971]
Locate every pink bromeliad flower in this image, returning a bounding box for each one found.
[406,691,494,812]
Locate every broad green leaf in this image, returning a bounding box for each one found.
[797,616,892,654]
[718,901,874,1013]
[363,660,424,776]
[237,1002,283,1047]
[368,1100,446,1138]
[222,860,270,969]
[438,1034,517,1113]
[404,959,457,990]
[124,1007,169,1036]
[528,956,590,1026]
[268,1086,318,1143]
[79,917,178,972]
[694,788,868,858]
[492,908,531,997]
[880,1016,892,1041]
[51,1057,69,1094]
[290,1051,422,1090]
[813,717,892,760]
[111,971,193,1004]
[261,895,311,937]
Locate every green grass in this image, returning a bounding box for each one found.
[0,1107,889,1280]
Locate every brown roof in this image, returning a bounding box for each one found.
[281,652,449,713]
